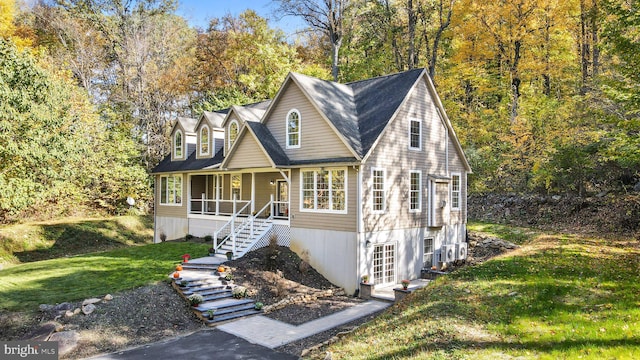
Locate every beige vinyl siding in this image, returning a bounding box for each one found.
[448,135,467,223]
[225,133,273,169]
[253,172,278,211]
[155,174,187,218]
[242,173,252,200]
[363,78,449,232]
[265,82,353,161]
[289,167,357,232]
[222,174,231,200]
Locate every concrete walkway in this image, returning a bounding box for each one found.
[218,300,391,348]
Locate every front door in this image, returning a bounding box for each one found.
[373,243,395,285]
[276,180,289,217]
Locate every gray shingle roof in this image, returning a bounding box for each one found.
[177,117,198,134]
[292,68,424,158]
[153,69,427,173]
[201,111,226,128]
[152,144,223,173]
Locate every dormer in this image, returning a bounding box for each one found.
[171,117,197,161]
[195,111,225,159]
[220,101,271,156]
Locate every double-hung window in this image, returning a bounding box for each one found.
[160,175,182,205]
[451,173,461,210]
[300,168,346,212]
[410,170,421,212]
[286,109,300,148]
[372,168,385,212]
[409,118,421,150]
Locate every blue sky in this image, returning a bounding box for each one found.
[177,0,306,35]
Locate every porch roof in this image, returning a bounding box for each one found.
[152,144,223,173]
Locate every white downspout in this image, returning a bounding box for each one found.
[356,165,363,294]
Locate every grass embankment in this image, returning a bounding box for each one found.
[315,222,640,359]
[0,215,154,265]
[0,216,209,312]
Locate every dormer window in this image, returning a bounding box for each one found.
[200,125,209,156]
[286,109,300,148]
[228,120,239,149]
[174,130,183,158]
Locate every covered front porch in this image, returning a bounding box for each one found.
[188,170,290,220]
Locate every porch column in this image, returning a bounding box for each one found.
[251,172,256,214]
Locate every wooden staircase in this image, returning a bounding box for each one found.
[213,200,275,260]
[172,264,262,325]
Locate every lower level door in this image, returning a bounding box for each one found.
[373,243,396,286]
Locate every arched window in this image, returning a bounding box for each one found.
[228,120,239,149]
[286,109,300,148]
[200,125,209,156]
[174,130,183,158]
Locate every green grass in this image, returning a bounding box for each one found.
[0,242,209,311]
[0,215,153,265]
[313,230,640,359]
[468,220,540,245]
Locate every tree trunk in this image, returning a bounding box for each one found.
[427,0,453,80]
[407,0,417,69]
[510,40,522,123]
[591,0,599,76]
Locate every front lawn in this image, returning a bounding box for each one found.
[0,242,209,311]
[0,215,154,265]
[312,228,640,359]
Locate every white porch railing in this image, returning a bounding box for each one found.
[213,195,279,259]
[190,197,251,216]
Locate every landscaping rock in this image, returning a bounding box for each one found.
[82,303,96,315]
[22,322,60,341]
[54,302,74,311]
[104,294,113,301]
[634,182,640,192]
[48,330,79,356]
[82,298,102,306]
[65,310,75,318]
[73,308,81,315]
[39,304,54,312]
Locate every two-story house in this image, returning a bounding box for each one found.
[152,68,471,294]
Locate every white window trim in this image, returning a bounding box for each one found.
[299,167,348,214]
[451,172,461,211]
[286,109,301,149]
[409,170,422,213]
[408,117,422,151]
[423,237,434,265]
[371,168,386,214]
[372,242,396,286]
[228,120,239,150]
[230,173,242,200]
[174,130,183,159]
[199,125,210,157]
[159,174,183,206]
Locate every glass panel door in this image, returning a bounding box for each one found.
[276,180,289,217]
[373,243,396,285]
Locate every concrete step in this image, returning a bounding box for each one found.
[205,308,263,325]
[182,285,227,295]
[181,263,221,271]
[202,292,233,302]
[199,302,256,317]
